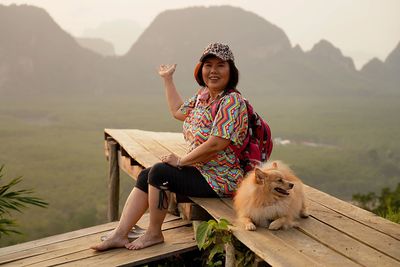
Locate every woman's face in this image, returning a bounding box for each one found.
[202,57,230,92]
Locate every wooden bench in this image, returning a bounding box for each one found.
[104,128,400,267]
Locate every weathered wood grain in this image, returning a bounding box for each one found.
[305,185,400,241]
[126,130,174,158]
[0,214,179,264]
[141,130,187,157]
[107,138,120,221]
[0,216,190,267]
[60,225,196,267]
[104,129,159,168]
[308,200,400,260]
[296,213,398,267]
[118,153,143,180]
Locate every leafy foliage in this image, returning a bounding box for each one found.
[196,218,255,266]
[196,218,231,266]
[353,183,400,223]
[0,165,48,236]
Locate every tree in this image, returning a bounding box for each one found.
[0,165,48,236]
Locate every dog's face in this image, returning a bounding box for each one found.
[254,167,294,197]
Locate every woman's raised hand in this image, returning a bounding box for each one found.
[158,64,177,78]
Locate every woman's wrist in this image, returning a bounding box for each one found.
[177,157,183,169]
[163,76,174,83]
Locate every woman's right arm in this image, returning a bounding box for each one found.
[159,64,186,121]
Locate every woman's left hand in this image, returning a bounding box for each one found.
[158,64,177,78]
[161,153,180,167]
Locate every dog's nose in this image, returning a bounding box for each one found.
[289,183,294,189]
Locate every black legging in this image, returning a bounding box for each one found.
[135,162,218,208]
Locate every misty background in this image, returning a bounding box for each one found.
[0,1,399,246]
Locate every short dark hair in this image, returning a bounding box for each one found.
[194,57,239,90]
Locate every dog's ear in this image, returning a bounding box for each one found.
[272,162,278,169]
[254,168,267,184]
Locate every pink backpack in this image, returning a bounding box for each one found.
[211,88,273,173]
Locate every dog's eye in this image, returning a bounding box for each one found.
[278,178,283,183]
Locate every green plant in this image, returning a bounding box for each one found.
[232,238,255,267]
[353,183,400,223]
[0,165,48,236]
[196,218,255,266]
[196,218,231,266]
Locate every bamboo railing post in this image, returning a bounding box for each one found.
[107,137,120,222]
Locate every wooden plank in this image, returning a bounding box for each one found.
[130,129,184,145]
[270,228,361,267]
[59,226,196,267]
[1,217,190,267]
[107,139,120,221]
[147,130,188,153]
[142,130,187,157]
[0,214,179,264]
[308,200,400,261]
[22,223,194,267]
[104,129,159,168]
[2,232,107,267]
[0,222,116,257]
[118,153,143,180]
[23,220,191,267]
[126,130,175,158]
[297,210,400,267]
[142,130,188,158]
[191,197,321,267]
[305,185,400,240]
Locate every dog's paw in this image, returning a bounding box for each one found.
[291,221,299,228]
[245,222,256,231]
[300,211,309,218]
[268,220,283,230]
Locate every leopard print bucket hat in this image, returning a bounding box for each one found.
[199,42,235,62]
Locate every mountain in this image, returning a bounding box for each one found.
[0,4,398,99]
[361,42,400,92]
[76,37,115,56]
[0,4,112,97]
[82,19,143,55]
[385,42,400,71]
[119,6,374,96]
[120,6,294,94]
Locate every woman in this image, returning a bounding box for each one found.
[91,42,248,251]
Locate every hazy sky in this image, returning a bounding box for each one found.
[2,0,399,69]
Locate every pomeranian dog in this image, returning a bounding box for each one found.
[234,161,308,231]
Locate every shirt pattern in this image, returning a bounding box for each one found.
[180,88,248,197]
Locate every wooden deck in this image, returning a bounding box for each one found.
[103,128,400,267]
[0,213,196,266]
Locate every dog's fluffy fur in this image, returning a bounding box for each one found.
[234,161,308,231]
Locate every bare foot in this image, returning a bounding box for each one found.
[91,234,129,251]
[125,231,164,250]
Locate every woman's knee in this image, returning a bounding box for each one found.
[148,162,170,187]
[135,168,150,193]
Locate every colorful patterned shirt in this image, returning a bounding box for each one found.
[180,87,248,197]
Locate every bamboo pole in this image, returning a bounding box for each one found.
[107,138,120,222]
